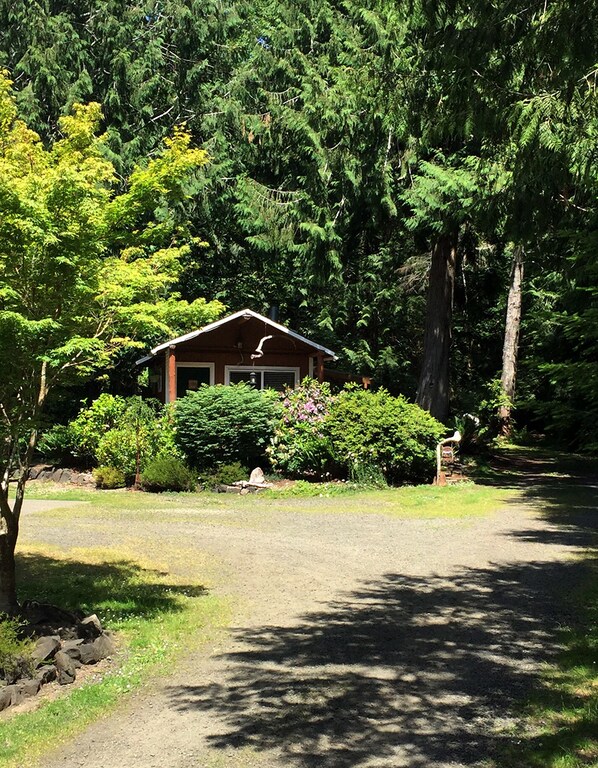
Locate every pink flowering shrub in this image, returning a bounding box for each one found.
[267,378,335,478]
[269,380,444,484]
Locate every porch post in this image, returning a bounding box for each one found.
[316,353,324,383]
[168,345,177,403]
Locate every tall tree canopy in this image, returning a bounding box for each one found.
[0,71,222,610]
[0,0,597,447]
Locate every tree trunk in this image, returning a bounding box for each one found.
[499,245,524,436]
[416,232,457,423]
[0,505,19,614]
[0,362,48,612]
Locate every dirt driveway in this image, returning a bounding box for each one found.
[22,458,598,768]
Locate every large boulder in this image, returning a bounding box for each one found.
[78,614,103,640]
[35,664,57,685]
[31,635,61,666]
[92,634,116,661]
[0,687,12,711]
[54,651,76,685]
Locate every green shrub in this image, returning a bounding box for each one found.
[327,387,444,484]
[36,424,78,464]
[349,459,388,488]
[67,394,129,461]
[0,616,33,683]
[93,466,126,489]
[201,462,249,487]
[267,379,335,478]
[140,456,196,492]
[40,395,178,480]
[174,384,277,470]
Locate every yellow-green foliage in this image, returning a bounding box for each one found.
[0,616,32,681]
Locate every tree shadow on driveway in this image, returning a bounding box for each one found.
[167,558,591,767]
[167,451,597,767]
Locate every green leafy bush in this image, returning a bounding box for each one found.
[268,381,442,485]
[140,456,196,492]
[200,462,249,487]
[328,387,444,484]
[67,393,129,462]
[0,616,33,683]
[93,466,126,489]
[349,459,388,488]
[40,395,178,481]
[267,379,335,478]
[477,379,513,441]
[174,384,277,470]
[36,424,79,464]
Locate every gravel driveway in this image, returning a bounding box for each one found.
[21,457,598,768]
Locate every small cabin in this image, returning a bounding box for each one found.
[136,309,337,403]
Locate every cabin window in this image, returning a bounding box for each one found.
[176,364,213,398]
[225,366,298,391]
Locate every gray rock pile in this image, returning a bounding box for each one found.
[0,602,115,712]
[27,465,94,485]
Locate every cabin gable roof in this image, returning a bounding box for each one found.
[137,309,336,365]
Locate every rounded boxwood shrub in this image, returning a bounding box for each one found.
[93,466,126,489]
[174,384,277,470]
[140,456,196,492]
[327,387,444,484]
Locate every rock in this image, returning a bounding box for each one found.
[61,639,84,661]
[249,467,266,485]
[59,469,73,483]
[32,635,61,666]
[35,664,57,685]
[91,633,116,661]
[79,643,100,665]
[14,678,41,702]
[22,600,80,627]
[57,625,79,641]
[8,680,37,706]
[4,656,34,685]
[78,614,103,639]
[54,651,76,685]
[0,687,12,711]
[217,484,242,494]
[28,464,53,480]
[73,472,94,486]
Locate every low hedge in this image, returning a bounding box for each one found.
[140,456,196,492]
[327,387,444,484]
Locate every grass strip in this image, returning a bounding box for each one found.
[495,561,598,768]
[20,480,514,520]
[0,546,229,767]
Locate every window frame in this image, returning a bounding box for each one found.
[224,365,300,391]
[170,362,215,400]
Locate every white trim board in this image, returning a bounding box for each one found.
[143,309,336,361]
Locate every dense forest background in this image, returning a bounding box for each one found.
[1,0,597,449]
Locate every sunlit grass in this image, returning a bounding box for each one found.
[21,479,514,520]
[0,545,229,767]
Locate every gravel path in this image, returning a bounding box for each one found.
[21,457,598,768]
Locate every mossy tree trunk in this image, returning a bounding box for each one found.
[416,232,457,423]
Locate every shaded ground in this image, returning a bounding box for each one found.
[19,451,598,768]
